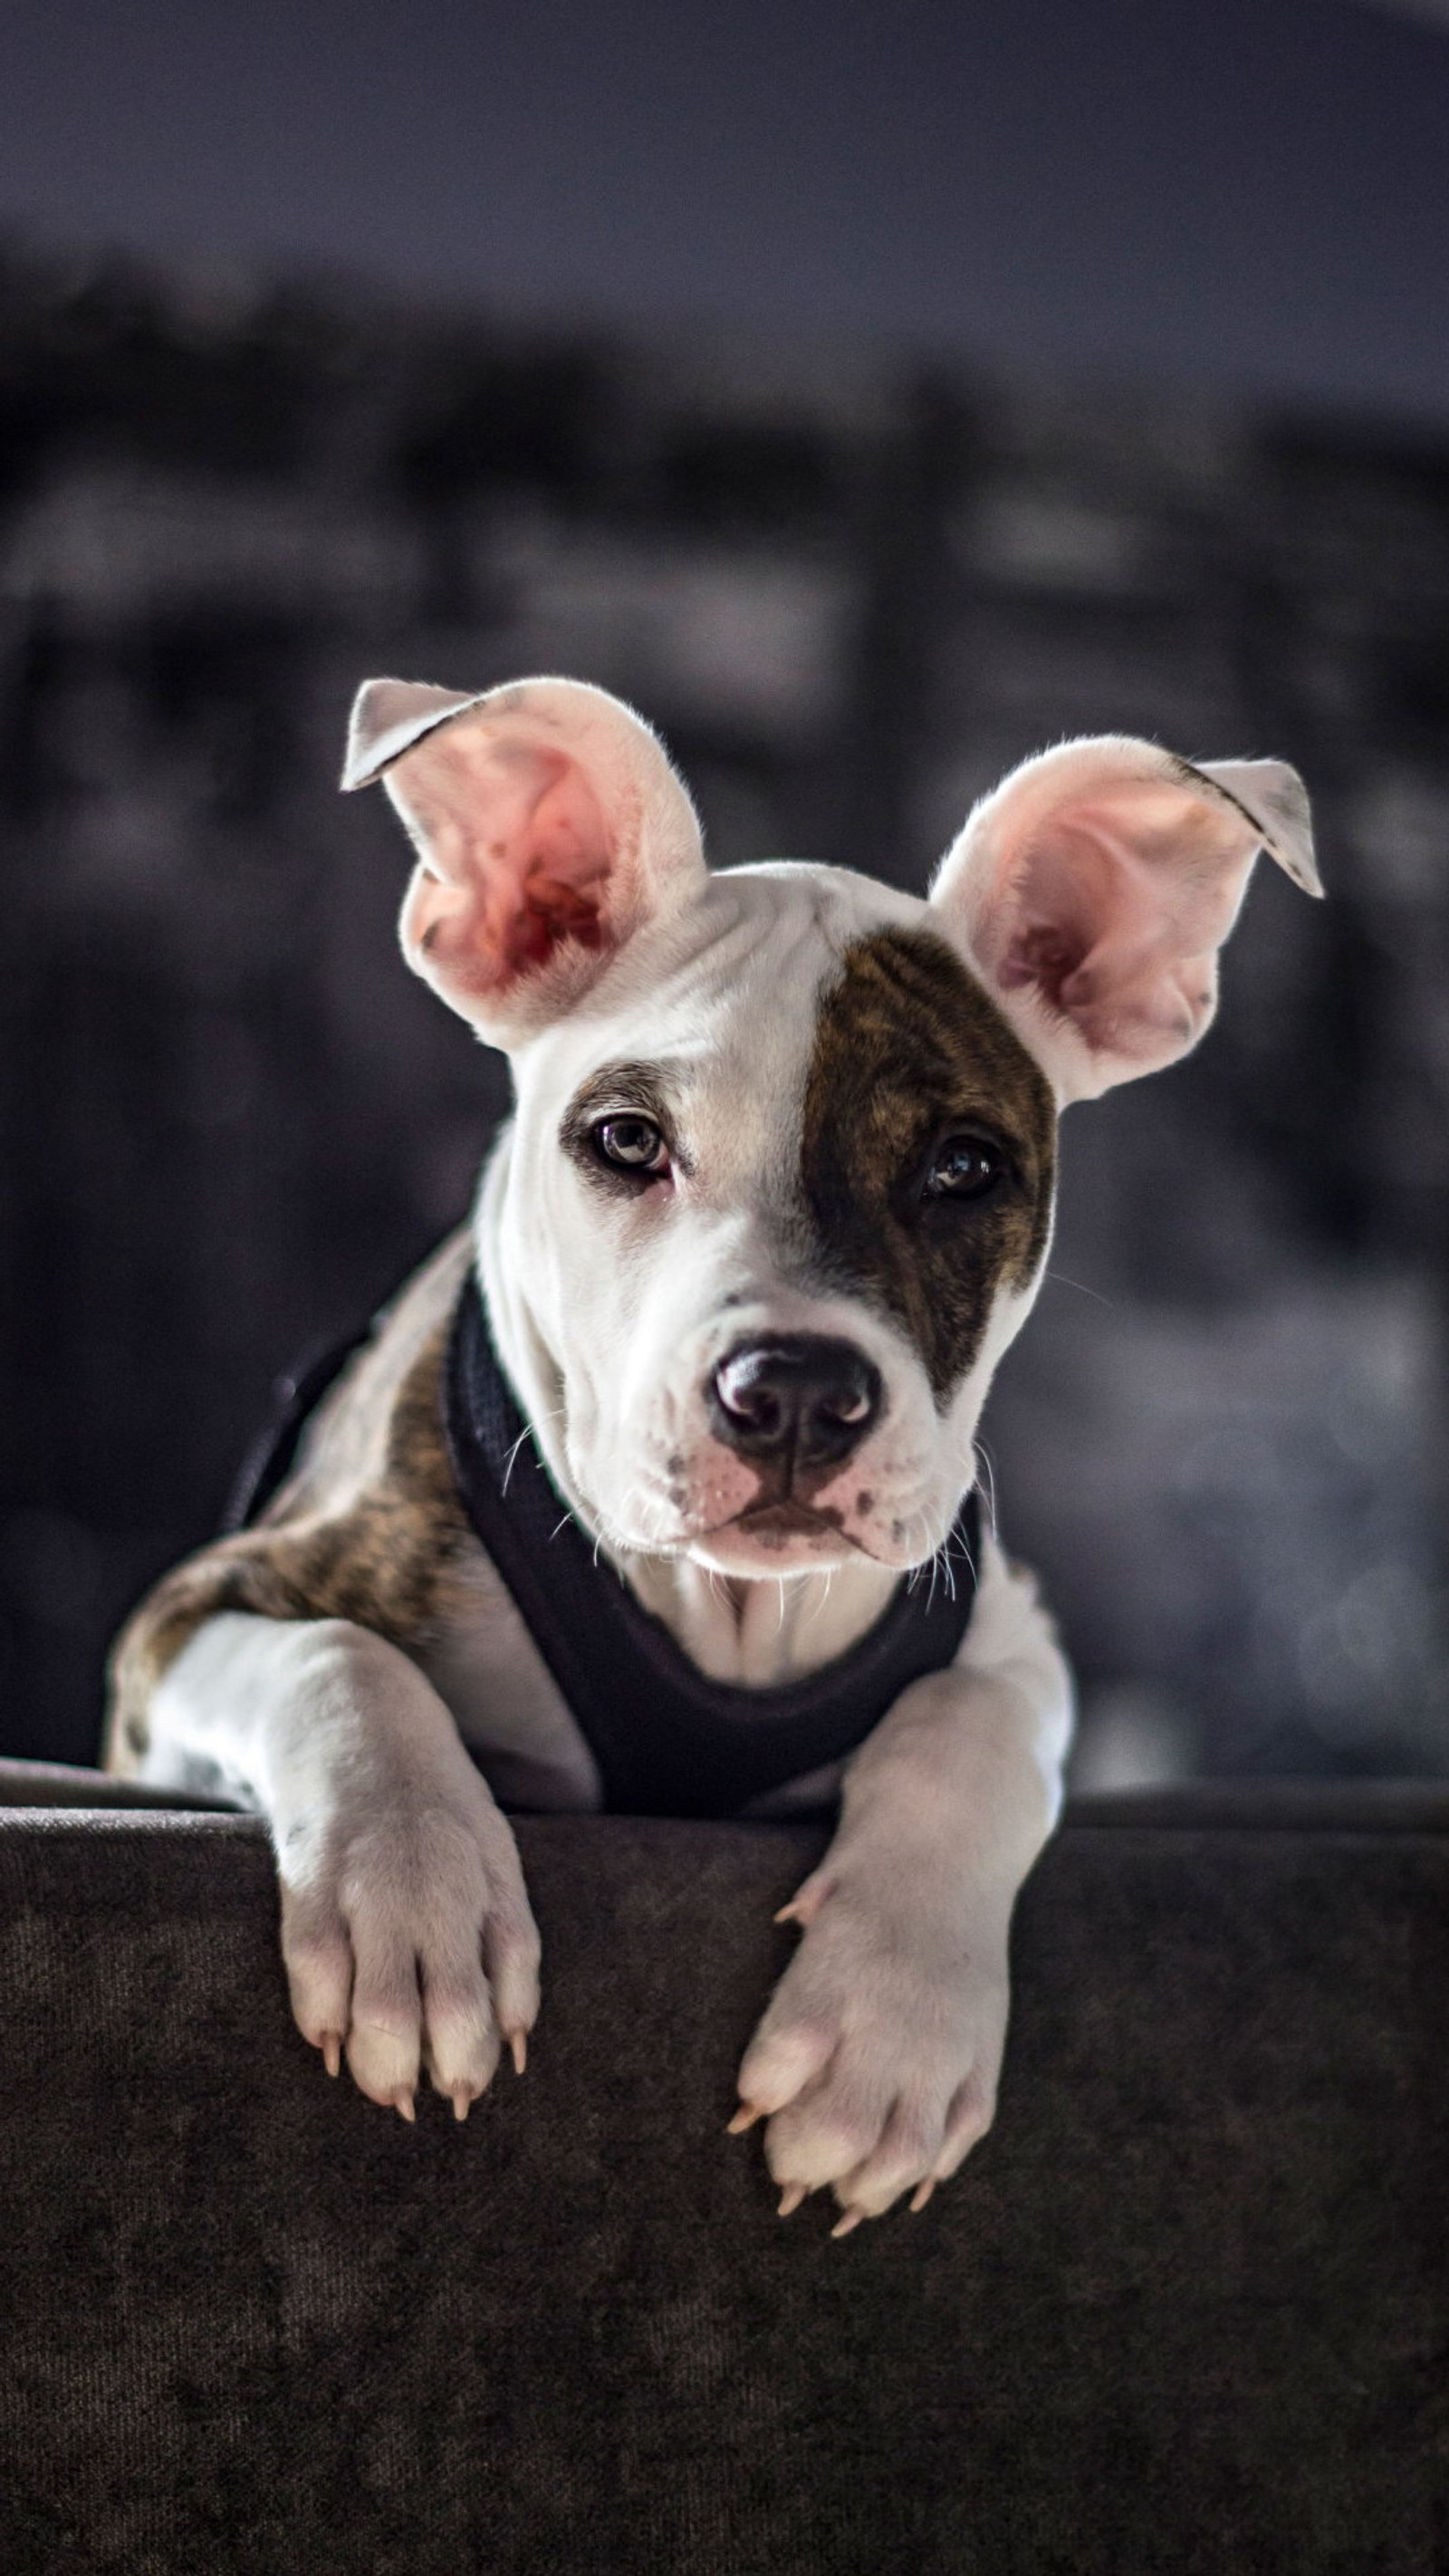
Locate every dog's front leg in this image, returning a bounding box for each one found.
[145,1611,542,2118]
[734,1541,1073,2229]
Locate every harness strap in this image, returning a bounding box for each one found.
[443,1273,981,1819]
[220,1325,375,1535]
[224,1274,984,1820]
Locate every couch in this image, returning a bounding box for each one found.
[1,1761,1444,2573]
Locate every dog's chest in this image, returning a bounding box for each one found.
[417,1542,606,1811]
[417,1532,895,1819]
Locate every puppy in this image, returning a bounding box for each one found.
[107,678,1318,2230]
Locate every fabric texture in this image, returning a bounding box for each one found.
[1,1763,1444,2572]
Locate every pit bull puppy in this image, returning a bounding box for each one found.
[107,677,1318,2232]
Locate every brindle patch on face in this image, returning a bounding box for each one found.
[801,928,1056,1403]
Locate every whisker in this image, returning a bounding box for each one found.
[503,1403,566,1494]
[893,1488,978,1609]
[974,1437,999,1532]
[1046,1268,1114,1309]
[902,1506,936,1591]
[939,1523,978,1585]
[802,1566,835,1628]
[613,1480,667,1559]
[500,1429,533,1493]
[920,1535,955,1606]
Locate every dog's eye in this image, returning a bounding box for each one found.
[593,1115,670,1176]
[922,1133,1003,1200]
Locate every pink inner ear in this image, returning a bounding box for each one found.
[398,734,618,1000]
[985,790,1247,1062]
[995,827,1106,1010]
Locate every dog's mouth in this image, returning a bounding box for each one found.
[732,1499,846,1545]
[598,1456,935,1573]
[677,1494,884,1572]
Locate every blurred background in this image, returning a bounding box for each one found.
[0,0,1446,1783]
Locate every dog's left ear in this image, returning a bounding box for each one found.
[342,675,705,1044]
[928,736,1319,1101]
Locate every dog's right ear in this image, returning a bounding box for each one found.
[343,676,706,1044]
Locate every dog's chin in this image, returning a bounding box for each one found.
[599,1493,957,1580]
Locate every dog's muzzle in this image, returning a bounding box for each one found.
[708,1335,882,1478]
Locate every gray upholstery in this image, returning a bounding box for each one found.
[2,1761,1444,2572]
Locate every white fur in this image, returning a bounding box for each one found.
[482,864,1038,1585]
[128,678,1315,2225]
[146,1528,1070,2200]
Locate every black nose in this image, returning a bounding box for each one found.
[709,1336,883,1474]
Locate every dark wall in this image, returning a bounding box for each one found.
[1,245,1445,1777]
[3,0,1449,421]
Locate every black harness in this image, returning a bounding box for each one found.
[228,1274,983,1819]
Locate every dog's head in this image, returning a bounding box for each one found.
[345,676,1318,1577]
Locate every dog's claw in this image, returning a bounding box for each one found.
[774,1875,830,1930]
[778,2183,808,2217]
[508,2030,527,2077]
[830,2207,865,2239]
[727,2102,764,2134]
[321,2033,341,2080]
[395,2090,416,2125]
[909,2179,936,2214]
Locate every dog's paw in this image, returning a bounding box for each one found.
[278,1780,541,2121]
[732,1865,1010,2231]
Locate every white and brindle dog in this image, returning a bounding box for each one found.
[107,677,1318,2233]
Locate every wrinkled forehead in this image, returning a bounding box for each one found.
[513,864,920,1131]
[513,859,1056,1198]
